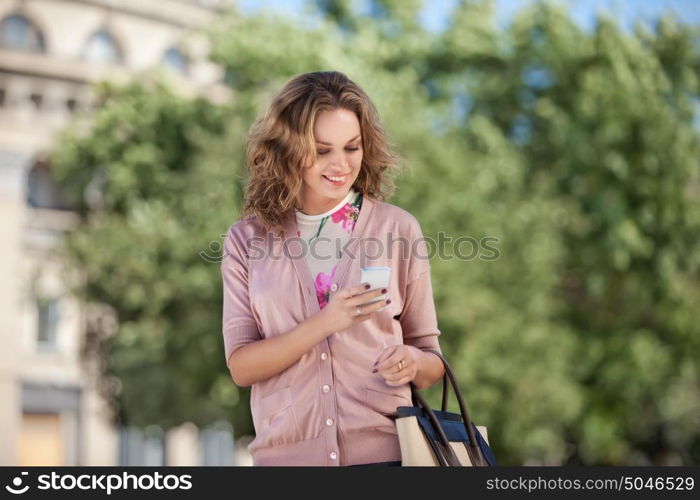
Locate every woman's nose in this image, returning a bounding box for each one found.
[331,151,350,167]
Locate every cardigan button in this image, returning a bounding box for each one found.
[320,352,328,360]
[322,385,331,393]
[330,283,338,292]
[330,451,338,460]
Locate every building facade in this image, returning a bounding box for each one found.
[0,0,244,466]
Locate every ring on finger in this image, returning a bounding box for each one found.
[356,306,362,316]
[397,360,405,371]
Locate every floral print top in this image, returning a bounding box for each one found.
[294,188,363,309]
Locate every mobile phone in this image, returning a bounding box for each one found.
[360,266,391,305]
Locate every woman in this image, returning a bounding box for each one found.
[221,71,445,466]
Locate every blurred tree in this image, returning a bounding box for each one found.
[50,76,249,430]
[50,0,700,465]
[425,0,700,464]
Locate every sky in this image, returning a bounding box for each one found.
[237,0,700,33]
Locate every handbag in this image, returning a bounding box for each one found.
[395,349,497,466]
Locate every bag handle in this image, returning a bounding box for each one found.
[411,389,462,466]
[411,349,488,467]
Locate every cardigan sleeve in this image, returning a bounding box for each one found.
[221,222,262,366]
[398,216,443,353]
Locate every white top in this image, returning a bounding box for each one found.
[294,188,363,309]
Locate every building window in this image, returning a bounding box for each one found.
[0,14,46,52]
[82,29,122,64]
[30,93,42,110]
[161,47,188,76]
[37,297,60,350]
[26,161,72,210]
[66,98,77,113]
[19,412,63,465]
[119,426,165,465]
[21,384,81,466]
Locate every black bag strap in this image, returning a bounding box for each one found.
[411,349,488,467]
[411,389,461,466]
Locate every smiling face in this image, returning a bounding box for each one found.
[299,108,363,215]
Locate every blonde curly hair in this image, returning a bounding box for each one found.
[242,71,401,235]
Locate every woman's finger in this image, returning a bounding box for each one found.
[345,283,372,298]
[373,344,403,369]
[385,375,413,386]
[347,287,387,307]
[350,300,390,320]
[385,359,412,376]
[375,348,405,373]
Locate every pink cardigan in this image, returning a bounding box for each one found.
[221,194,443,466]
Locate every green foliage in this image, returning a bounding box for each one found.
[51,0,700,465]
[51,76,251,430]
[428,1,700,465]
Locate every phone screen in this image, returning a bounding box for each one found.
[360,266,391,305]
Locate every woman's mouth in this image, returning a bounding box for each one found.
[322,174,348,186]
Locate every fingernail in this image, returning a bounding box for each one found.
[372,368,377,373]
[386,299,391,304]
[381,288,387,294]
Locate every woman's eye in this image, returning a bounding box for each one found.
[316,147,360,156]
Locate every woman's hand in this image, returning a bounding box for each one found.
[372,344,421,387]
[316,283,390,335]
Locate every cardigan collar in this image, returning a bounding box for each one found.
[281,192,375,317]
